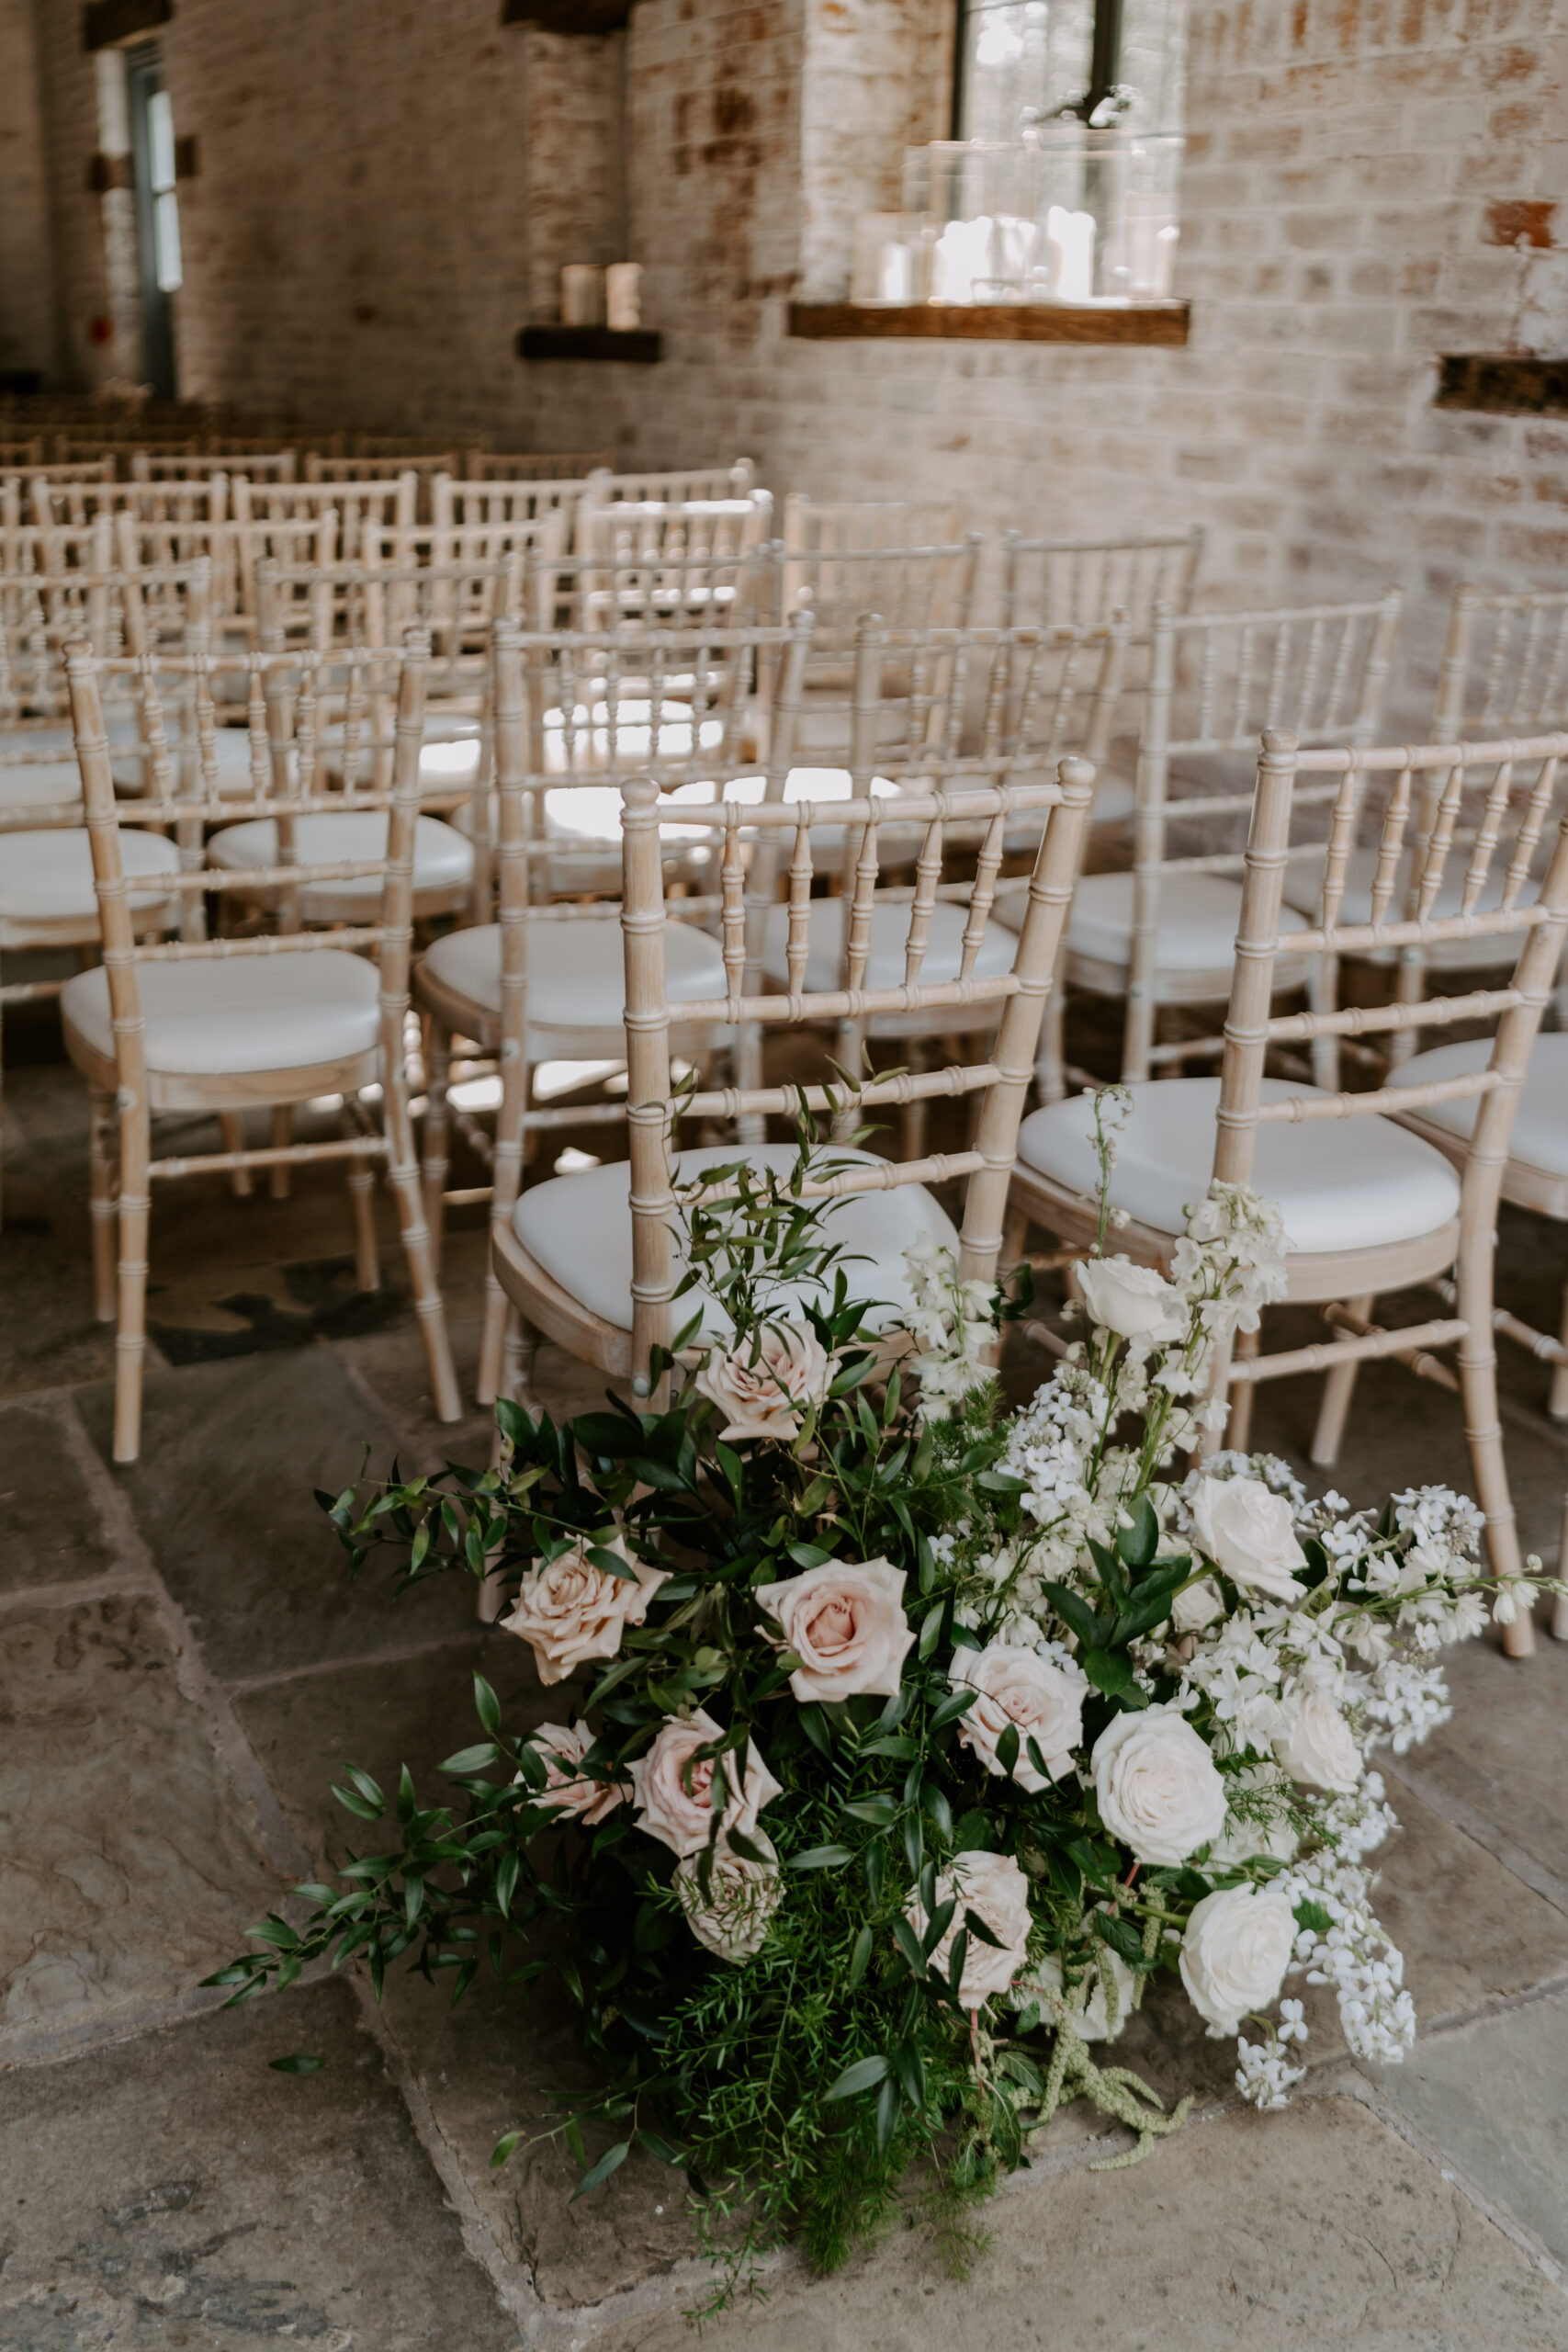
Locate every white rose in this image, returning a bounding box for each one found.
[694,1321,835,1442]
[1022,1943,1136,2041]
[628,1708,783,1859]
[1179,1883,1296,2035]
[907,1849,1033,2010]
[1170,1577,1224,1634]
[949,1642,1087,1792]
[1190,1476,1307,1604]
[755,1555,915,1702]
[499,1532,667,1686]
[1208,1765,1299,1866]
[519,1721,625,1825]
[674,1831,783,1963]
[1076,1256,1188,1346]
[1091,1704,1228,1867]
[1274,1685,1361,1794]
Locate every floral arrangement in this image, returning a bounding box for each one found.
[209,1096,1555,2310]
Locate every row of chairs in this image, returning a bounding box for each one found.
[47,615,1568,1672]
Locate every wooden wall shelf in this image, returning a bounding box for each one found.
[787,300,1190,348]
[1437,355,1568,417]
[516,325,661,364]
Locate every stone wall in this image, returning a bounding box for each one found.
[0,0,57,383]
[12,0,1568,701]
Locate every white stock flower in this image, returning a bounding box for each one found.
[628,1709,782,1859]
[1091,1704,1229,1866]
[949,1641,1087,1791]
[1076,1256,1188,1347]
[1023,1942,1136,2041]
[1179,1883,1296,2036]
[755,1555,915,1702]
[694,1321,834,1442]
[907,1849,1033,2010]
[674,1831,784,1963]
[1274,1685,1362,1794]
[1191,1476,1307,1605]
[499,1533,667,1686]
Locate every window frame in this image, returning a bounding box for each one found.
[951,0,1128,140]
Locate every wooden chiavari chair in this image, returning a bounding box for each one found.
[460,448,615,481]
[1010,591,1404,1095]
[61,630,463,1460]
[483,692,1094,1625]
[1009,724,1568,1657]
[1000,526,1205,635]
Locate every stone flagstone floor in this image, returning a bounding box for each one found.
[4,1035,1568,2351]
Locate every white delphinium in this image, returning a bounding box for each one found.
[1235,1998,1309,2110]
[903,1240,999,1421]
[1354,1657,1453,1754]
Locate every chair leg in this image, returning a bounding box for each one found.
[479,1307,535,1623]
[382,1094,462,1424]
[269,1105,292,1200]
[344,1110,380,1294]
[88,1084,119,1322]
[1553,1480,1568,1642]
[734,1019,764,1148]
[422,1016,452,1269]
[219,1112,253,1197]
[1456,1253,1534,1658]
[999,1204,1029,1277]
[1227,1322,1259,1453]
[112,1097,152,1465]
[1550,1272,1568,1423]
[1310,1295,1373,1467]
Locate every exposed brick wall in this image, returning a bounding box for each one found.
[14,0,1568,712]
[0,0,58,380]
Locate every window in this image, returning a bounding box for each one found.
[953,0,1186,141]
[125,43,179,395]
[146,90,183,293]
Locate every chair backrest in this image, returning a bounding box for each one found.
[229,473,418,566]
[780,536,982,649]
[1113,591,1405,1080]
[1001,527,1205,634]
[1433,583,1568,740]
[612,709,1095,1377]
[304,451,456,483]
[364,508,570,624]
[132,447,297,483]
[569,497,776,632]
[0,555,210,763]
[433,473,603,538]
[0,438,45,469]
[16,467,119,530]
[1205,727,1568,1337]
[580,460,757,510]
[461,447,615,481]
[65,631,437,959]
[783,494,967,558]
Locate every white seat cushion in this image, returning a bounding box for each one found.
[759,896,1018,996]
[0,829,179,931]
[1016,1077,1462,1254]
[61,949,381,1077]
[513,1142,959,1337]
[0,761,84,809]
[209,812,473,914]
[1389,1035,1568,1182]
[420,914,727,1035]
[997,870,1307,978]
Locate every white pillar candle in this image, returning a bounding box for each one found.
[606,263,643,331]
[560,265,605,326]
[1045,206,1096,302]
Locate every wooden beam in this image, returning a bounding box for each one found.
[516,324,661,363]
[787,300,1190,348]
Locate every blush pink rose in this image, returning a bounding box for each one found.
[628,1708,784,1859]
[754,1555,916,1702]
[521,1721,625,1825]
[949,1642,1088,1792]
[906,1850,1033,2010]
[498,1532,666,1687]
[694,1322,835,1442]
